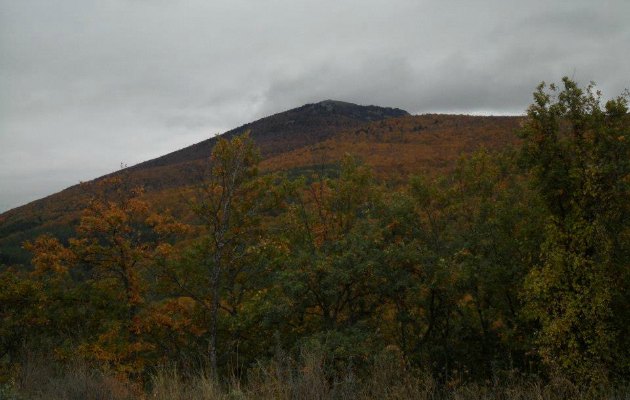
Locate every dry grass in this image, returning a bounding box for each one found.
[9,352,138,400]
[149,369,225,400]
[4,350,627,400]
[146,348,629,400]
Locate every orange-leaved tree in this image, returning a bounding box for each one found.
[25,175,186,373]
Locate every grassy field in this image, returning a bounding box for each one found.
[2,350,627,400]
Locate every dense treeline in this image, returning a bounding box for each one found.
[0,79,628,396]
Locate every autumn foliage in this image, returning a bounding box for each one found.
[0,80,628,396]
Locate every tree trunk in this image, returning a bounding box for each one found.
[209,252,222,378]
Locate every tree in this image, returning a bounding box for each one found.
[375,151,543,378]
[180,133,277,375]
[0,265,49,363]
[24,176,185,373]
[276,156,385,368]
[521,78,630,384]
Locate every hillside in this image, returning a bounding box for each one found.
[262,114,522,178]
[132,99,409,170]
[0,101,522,266]
[3,82,626,394]
[0,101,409,265]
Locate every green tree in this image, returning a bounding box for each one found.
[521,78,630,384]
[168,133,279,375]
[446,151,543,375]
[377,151,543,378]
[0,265,48,364]
[277,156,384,366]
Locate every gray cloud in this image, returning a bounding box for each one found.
[1,0,629,212]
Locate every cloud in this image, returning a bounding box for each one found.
[1,0,629,211]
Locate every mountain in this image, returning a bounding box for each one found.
[261,113,522,178]
[132,100,409,171]
[0,101,408,264]
[0,101,522,265]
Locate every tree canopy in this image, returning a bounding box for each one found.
[0,78,628,392]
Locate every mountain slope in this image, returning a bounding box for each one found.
[0,102,523,266]
[261,114,522,178]
[132,100,409,170]
[0,101,409,265]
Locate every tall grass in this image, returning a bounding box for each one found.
[4,350,628,400]
[7,352,137,400]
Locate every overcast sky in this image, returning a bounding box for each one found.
[1,0,628,212]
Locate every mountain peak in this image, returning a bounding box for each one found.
[132,100,409,171]
[315,99,357,107]
[305,99,409,117]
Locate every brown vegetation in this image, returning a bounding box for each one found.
[0,111,521,266]
[4,350,628,400]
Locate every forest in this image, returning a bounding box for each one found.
[0,78,628,399]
